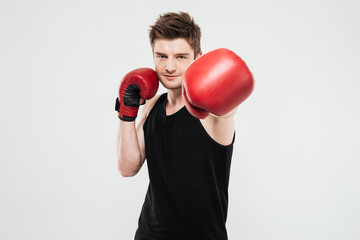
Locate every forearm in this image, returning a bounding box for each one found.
[117,121,143,177]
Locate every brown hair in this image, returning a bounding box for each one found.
[149,12,201,57]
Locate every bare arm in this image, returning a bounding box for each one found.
[116,120,144,177]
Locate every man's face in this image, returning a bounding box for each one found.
[153,38,199,90]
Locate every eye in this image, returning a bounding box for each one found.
[157,55,166,59]
[177,55,186,59]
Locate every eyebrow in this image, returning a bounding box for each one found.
[154,52,190,56]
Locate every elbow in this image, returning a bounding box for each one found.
[118,166,137,177]
[119,170,136,177]
[117,154,141,177]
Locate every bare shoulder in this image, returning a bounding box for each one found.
[144,94,161,118]
[137,94,161,124]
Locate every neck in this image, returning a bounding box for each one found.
[167,88,184,107]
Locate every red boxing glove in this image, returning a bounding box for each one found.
[182,48,254,119]
[115,68,159,121]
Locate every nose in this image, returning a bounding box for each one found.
[165,57,176,73]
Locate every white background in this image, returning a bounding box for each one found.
[1,0,359,239]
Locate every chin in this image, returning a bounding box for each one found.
[161,81,182,90]
[159,79,182,90]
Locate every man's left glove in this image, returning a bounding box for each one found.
[182,48,254,119]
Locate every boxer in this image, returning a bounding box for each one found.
[116,12,254,240]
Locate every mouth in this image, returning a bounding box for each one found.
[163,74,179,80]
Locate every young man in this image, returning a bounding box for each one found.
[116,12,253,240]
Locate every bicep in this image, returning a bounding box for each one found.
[134,97,150,166]
[136,116,146,165]
[135,94,160,164]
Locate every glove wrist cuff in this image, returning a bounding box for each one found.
[115,97,138,121]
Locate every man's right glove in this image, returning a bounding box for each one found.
[115,68,159,121]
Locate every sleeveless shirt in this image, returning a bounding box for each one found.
[135,93,234,240]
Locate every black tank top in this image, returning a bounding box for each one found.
[135,93,234,240]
